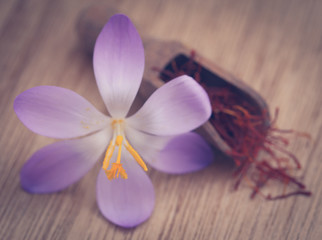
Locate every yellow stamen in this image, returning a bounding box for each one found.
[105,163,128,180]
[102,119,148,180]
[102,141,115,170]
[115,135,123,164]
[116,135,123,146]
[125,140,148,171]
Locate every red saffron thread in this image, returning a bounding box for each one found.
[154,51,311,200]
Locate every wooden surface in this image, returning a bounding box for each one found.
[0,0,321,239]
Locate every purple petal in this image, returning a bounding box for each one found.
[14,86,109,139]
[149,132,214,174]
[125,126,171,161]
[21,129,110,193]
[96,152,155,228]
[125,127,213,174]
[127,75,211,136]
[93,14,144,118]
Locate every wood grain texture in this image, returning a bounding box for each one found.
[0,0,321,239]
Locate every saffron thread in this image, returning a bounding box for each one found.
[154,52,311,200]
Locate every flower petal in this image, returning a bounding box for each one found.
[125,127,213,174]
[149,132,214,174]
[21,129,111,193]
[14,86,109,139]
[125,126,171,161]
[93,14,144,118]
[96,151,155,228]
[127,75,211,136]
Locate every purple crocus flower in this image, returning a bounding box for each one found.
[14,14,213,228]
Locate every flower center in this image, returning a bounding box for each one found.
[102,119,148,180]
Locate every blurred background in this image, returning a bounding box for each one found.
[0,0,321,239]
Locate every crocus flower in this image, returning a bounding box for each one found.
[14,14,213,227]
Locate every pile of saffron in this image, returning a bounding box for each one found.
[153,51,311,200]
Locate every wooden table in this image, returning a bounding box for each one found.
[1,0,321,239]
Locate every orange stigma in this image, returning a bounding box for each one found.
[102,119,147,180]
